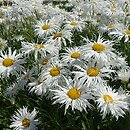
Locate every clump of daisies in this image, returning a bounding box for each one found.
[0,0,130,129]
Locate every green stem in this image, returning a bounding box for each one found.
[123,81,127,94]
[81,112,91,130]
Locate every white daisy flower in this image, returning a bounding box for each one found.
[64,15,86,32]
[26,0,43,12]
[51,77,93,113]
[99,22,121,33]
[95,85,129,120]
[105,54,128,69]
[28,77,48,96]
[38,54,60,71]
[46,28,72,49]
[117,67,130,82]
[81,35,117,63]
[61,47,84,65]
[109,24,130,42]
[5,82,20,98]
[73,61,113,87]
[10,107,40,130]
[0,14,6,23]
[40,61,66,87]
[21,42,58,60]
[35,19,60,37]
[102,5,125,18]
[17,69,36,89]
[0,48,25,77]
[38,54,52,68]
[0,5,13,14]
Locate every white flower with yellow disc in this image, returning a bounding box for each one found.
[46,28,72,49]
[10,107,40,130]
[21,41,58,60]
[40,62,67,87]
[73,61,113,87]
[64,15,86,32]
[61,47,84,65]
[0,48,25,77]
[95,85,129,119]
[28,77,48,96]
[81,35,117,63]
[35,19,60,37]
[109,24,130,42]
[51,78,93,113]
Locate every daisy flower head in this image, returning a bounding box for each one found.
[0,14,6,23]
[109,24,130,42]
[38,54,52,68]
[105,54,128,69]
[117,67,130,83]
[102,5,125,18]
[64,15,86,32]
[35,18,60,38]
[0,5,13,14]
[99,22,121,33]
[5,82,20,98]
[40,61,66,87]
[10,106,40,130]
[44,4,65,19]
[28,77,48,96]
[0,48,25,77]
[17,69,36,89]
[26,0,43,12]
[46,28,72,49]
[21,41,58,60]
[38,54,60,71]
[73,60,113,87]
[51,77,93,113]
[81,35,117,63]
[61,46,84,65]
[95,84,129,120]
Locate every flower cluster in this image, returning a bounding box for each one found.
[0,0,130,129]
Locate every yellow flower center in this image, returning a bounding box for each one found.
[90,1,96,4]
[52,5,56,8]
[2,6,8,10]
[3,58,14,67]
[50,67,60,76]
[111,9,117,13]
[87,67,99,77]
[125,30,130,34]
[70,21,78,26]
[92,43,105,52]
[107,25,115,29]
[34,44,44,49]
[67,88,81,100]
[0,16,3,19]
[42,24,50,30]
[103,94,114,104]
[53,33,62,39]
[22,118,30,127]
[111,1,116,4]
[41,58,48,65]
[32,4,39,6]
[71,52,80,59]
[0,43,4,49]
